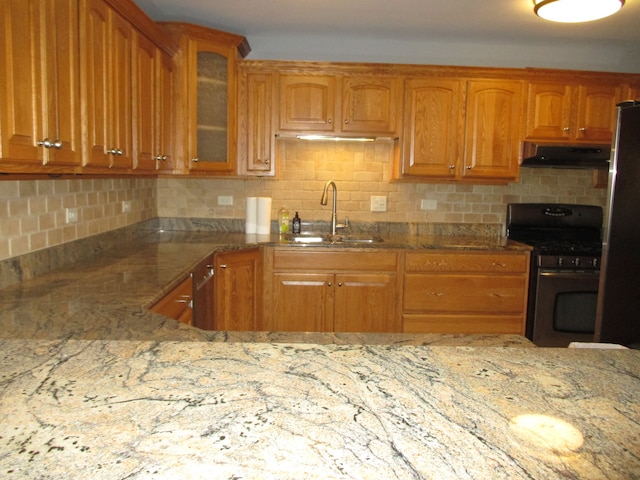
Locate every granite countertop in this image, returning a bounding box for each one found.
[1,338,638,479]
[0,230,529,342]
[0,230,638,478]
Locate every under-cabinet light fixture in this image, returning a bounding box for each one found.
[296,135,376,142]
[533,0,624,23]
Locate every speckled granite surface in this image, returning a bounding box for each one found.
[0,339,638,479]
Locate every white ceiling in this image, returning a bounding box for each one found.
[134,0,640,73]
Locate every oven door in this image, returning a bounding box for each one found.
[531,270,600,347]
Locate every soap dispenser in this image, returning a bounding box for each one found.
[278,206,290,234]
[292,212,301,234]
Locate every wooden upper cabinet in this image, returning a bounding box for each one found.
[278,75,337,132]
[525,81,623,143]
[132,33,175,173]
[277,73,401,136]
[133,32,157,171]
[80,0,133,170]
[463,80,523,181]
[341,76,401,135]
[0,0,81,172]
[400,78,522,183]
[401,78,465,178]
[160,23,250,175]
[237,68,275,176]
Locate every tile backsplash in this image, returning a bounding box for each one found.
[1,140,607,262]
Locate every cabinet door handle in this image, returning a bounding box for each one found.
[327,118,332,124]
[53,139,62,149]
[338,282,343,287]
[579,127,586,133]
[37,138,53,149]
[343,119,349,124]
[327,282,332,287]
[192,157,199,163]
[219,264,227,269]
[563,127,570,132]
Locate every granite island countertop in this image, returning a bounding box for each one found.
[0,338,638,479]
[0,229,638,478]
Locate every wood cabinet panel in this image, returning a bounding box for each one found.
[525,82,623,143]
[278,75,337,132]
[400,78,522,182]
[237,69,275,176]
[0,0,81,171]
[151,275,193,325]
[133,32,157,171]
[333,273,399,332]
[463,80,523,181]
[269,248,400,333]
[214,248,262,331]
[405,251,528,273]
[404,274,527,313]
[401,78,465,178]
[341,76,401,135]
[403,314,524,334]
[272,273,334,332]
[402,251,529,335]
[81,0,133,170]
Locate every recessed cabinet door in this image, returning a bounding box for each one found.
[156,51,175,172]
[81,0,133,170]
[214,248,262,331]
[525,83,573,140]
[402,78,465,178]
[239,71,275,175]
[278,75,337,132]
[272,273,334,332]
[0,0,81,170]
[333,273,398,333]
[576,84,623,142]
[133,32,157,171]
[341,76,401,135]
[463,80,522,181]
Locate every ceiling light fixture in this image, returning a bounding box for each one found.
[533,0,624,23]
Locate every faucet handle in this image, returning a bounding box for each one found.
[336,216,350,231]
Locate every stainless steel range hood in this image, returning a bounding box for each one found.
[521,142,611,169]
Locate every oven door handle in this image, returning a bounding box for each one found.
[538,270,600,278]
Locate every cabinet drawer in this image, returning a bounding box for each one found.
[404,274,526,313]
[151,276,193,324]
[405,251,528,273]
[273,250,398,272]
[403,314,524,334]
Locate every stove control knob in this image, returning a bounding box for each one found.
[574,257,580,267]
[558,257,564,267]
[592,258,599,268]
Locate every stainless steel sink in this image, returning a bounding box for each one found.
[284,233,383,244]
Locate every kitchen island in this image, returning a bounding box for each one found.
[1,338,638,479]
[0,227,638,478]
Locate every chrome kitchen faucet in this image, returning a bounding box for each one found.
[320,180,349,235]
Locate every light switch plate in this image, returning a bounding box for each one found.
[122,200,131,213]
[371,196,387,212]
[65,208,78,223]
[421,199,437,210]
[218,195,234,206]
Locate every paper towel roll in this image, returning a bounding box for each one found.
[256,197,272,235]
[245,197,257,234]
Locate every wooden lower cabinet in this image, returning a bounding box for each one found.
[151,275,193,325]
[213,248,263,331]
[402,251,530,334]
[267,248,401,333]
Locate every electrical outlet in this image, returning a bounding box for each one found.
[218,195,234,206]
[371,196,387,212]
[421,199,437,210]
[65,208,78,224]
[122,200,131,213]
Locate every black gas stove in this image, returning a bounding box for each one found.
[507,204,603,270]
[506,203,603,346]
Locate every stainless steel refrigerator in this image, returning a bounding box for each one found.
[595,101,640,347]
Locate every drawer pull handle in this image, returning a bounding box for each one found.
[492,262,507,267]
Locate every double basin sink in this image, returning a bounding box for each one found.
[283,232,384,245]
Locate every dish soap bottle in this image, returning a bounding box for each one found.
[278,206,290,234]
[292,212,301,234]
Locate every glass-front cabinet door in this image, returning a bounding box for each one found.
[189,47,232,172]
[160,22,249,175]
